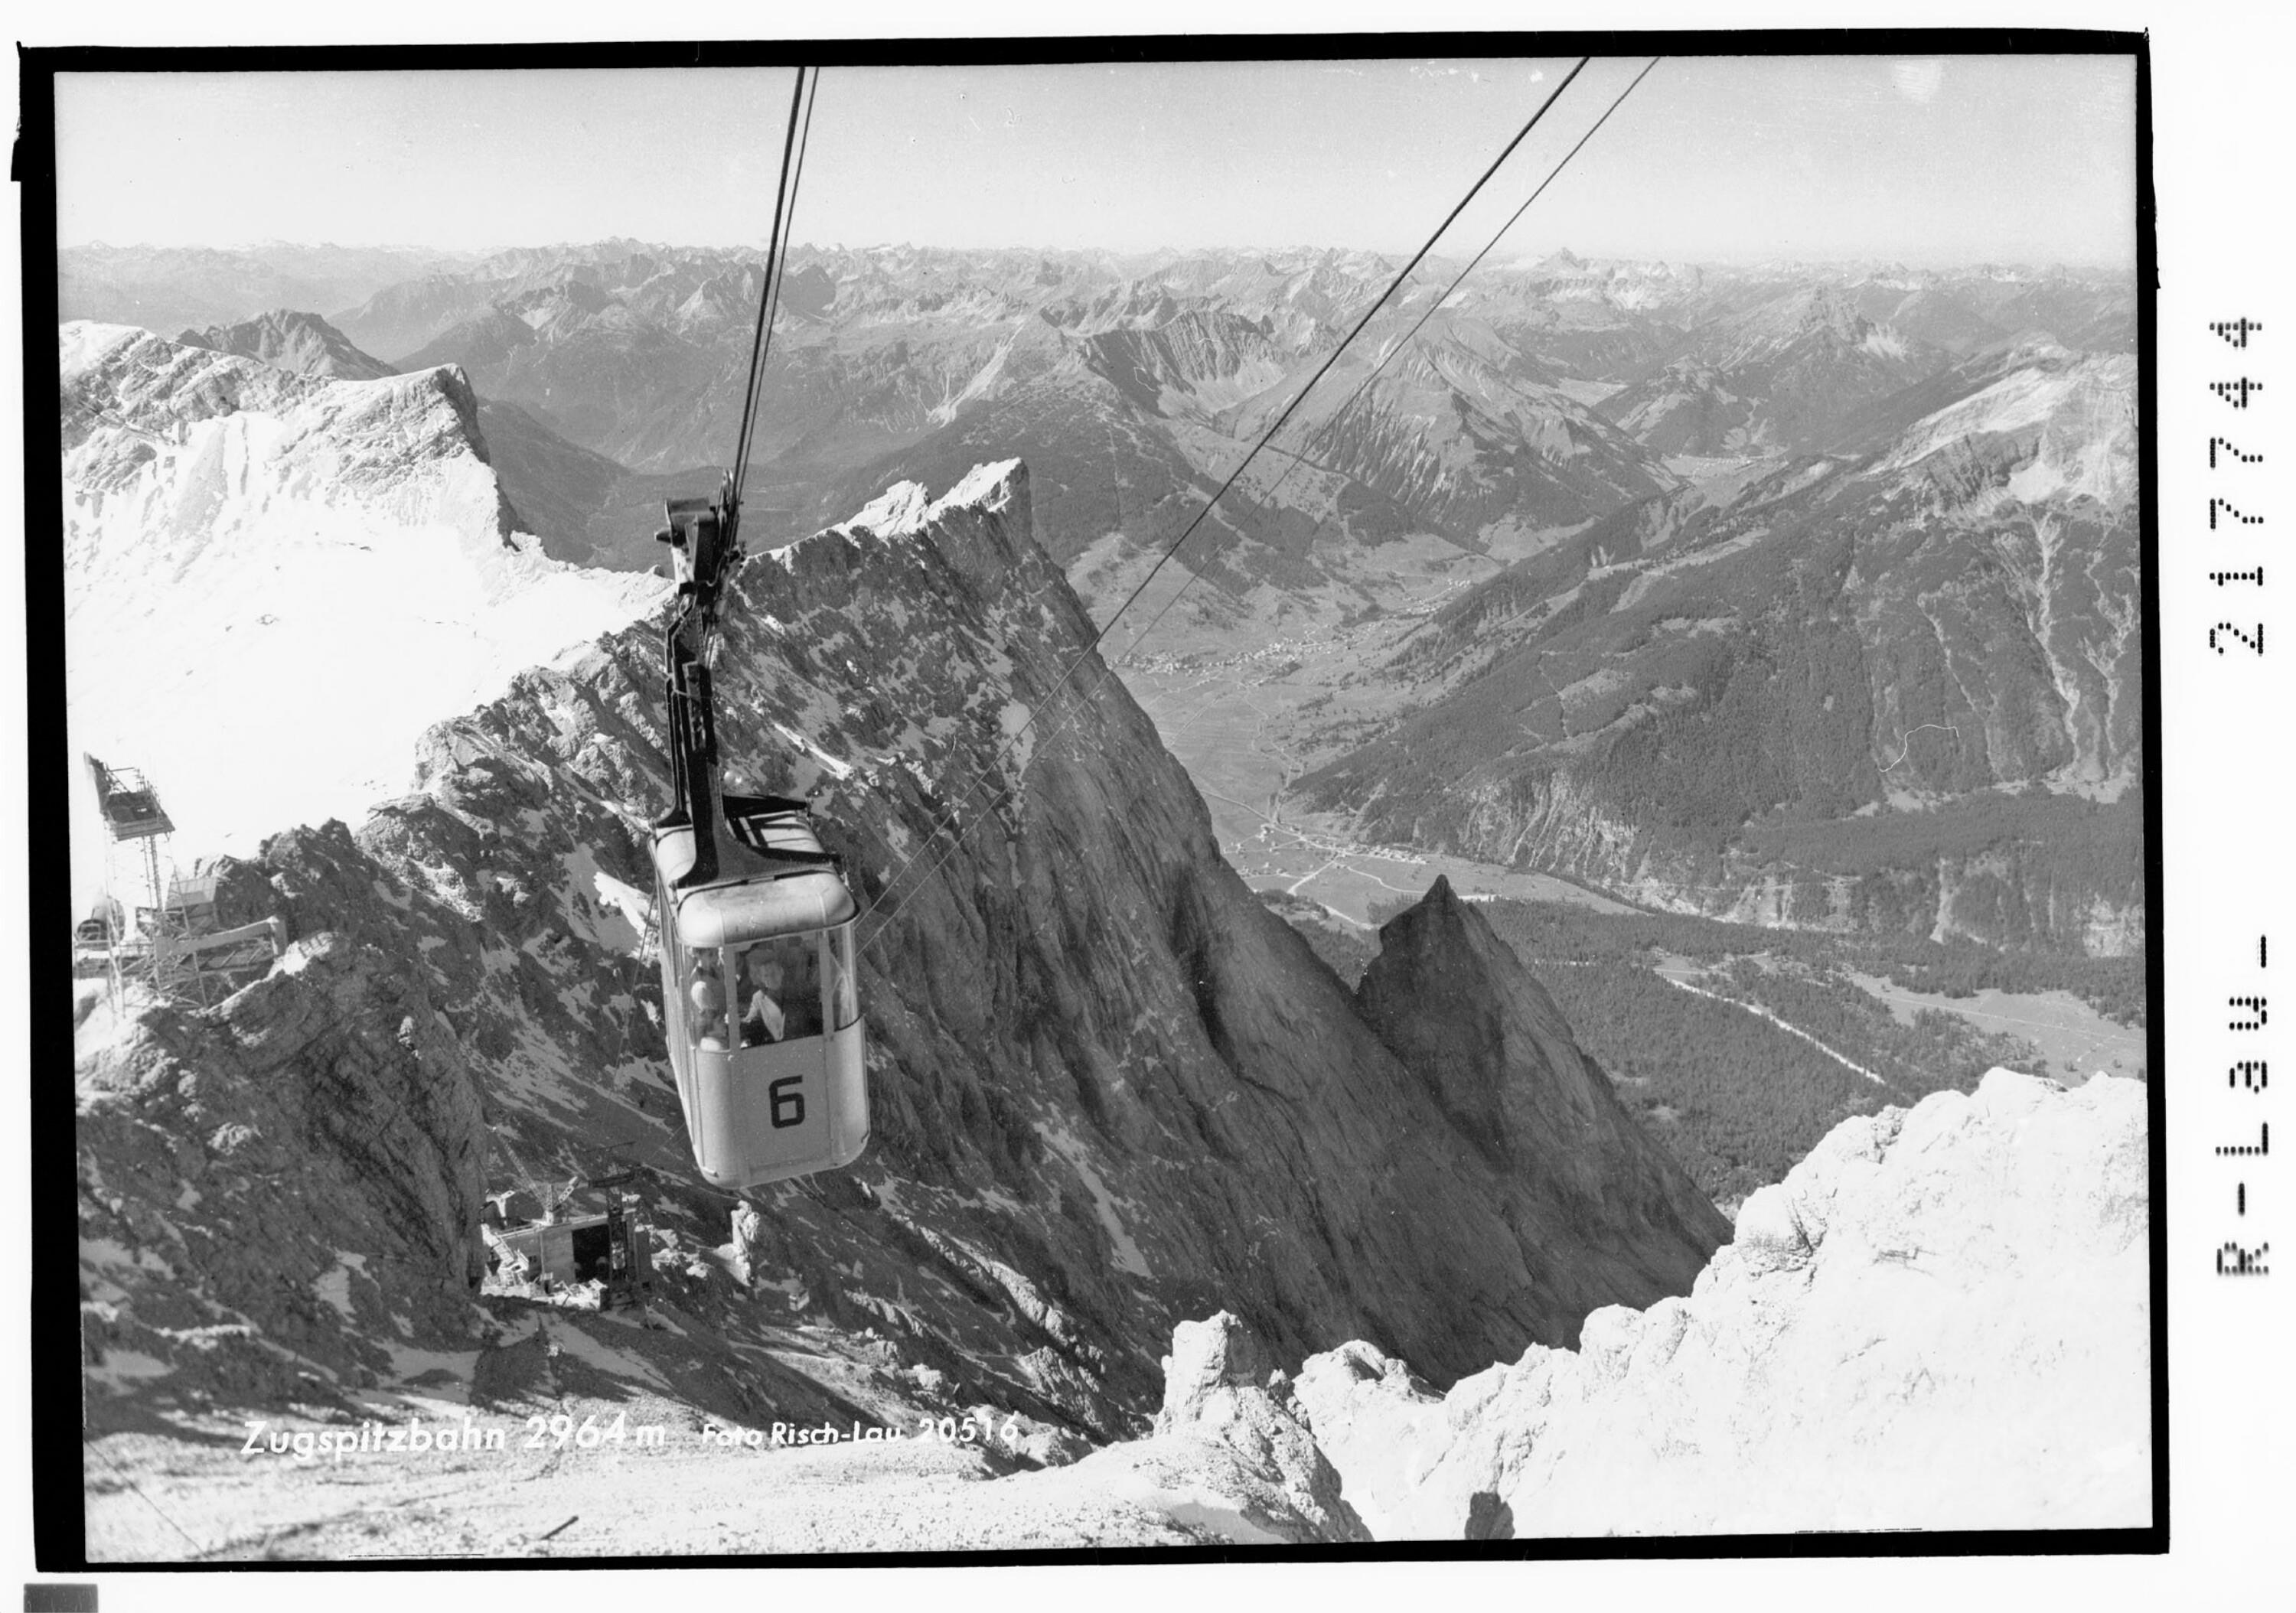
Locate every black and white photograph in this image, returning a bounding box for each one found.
[37,28,2174,1572]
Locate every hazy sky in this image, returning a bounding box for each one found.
[54,54,2136,266]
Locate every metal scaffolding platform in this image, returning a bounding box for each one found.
[82,754,282,1008]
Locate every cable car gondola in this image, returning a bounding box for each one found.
[645,64,869,1189]
[648,484,868,1189]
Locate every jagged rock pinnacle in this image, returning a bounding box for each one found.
[1351,878,1730,1342]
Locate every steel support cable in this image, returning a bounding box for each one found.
[855,60,1596,950]
[733,67,821,516]
[729,67,811,513]
[1075,55,1588,674]
[730,70,822,518]
[1107,57,1662,670]
[754,68,821,474]
[732,66,815,495]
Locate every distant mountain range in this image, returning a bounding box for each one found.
[1299,335,2142,953]
[59,241,2139,953]
[59,242,471,340]
[1596,284,1938,455]
[302,242,2125,555]
[68,239,2130,558]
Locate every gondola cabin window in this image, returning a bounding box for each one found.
[680,927,855,1054]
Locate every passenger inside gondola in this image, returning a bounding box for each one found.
[689,960,730,1051]
[741,957,786,1046]
[739,936,822,1043]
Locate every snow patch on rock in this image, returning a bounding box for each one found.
[791,458,1023,567]
[827,479,931,543]
[933,457,1024,519]
[1877,352,2137,507]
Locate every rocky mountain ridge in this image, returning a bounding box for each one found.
[174,308,400,383]
[1300,337,2143,955]
[143,307,651,565]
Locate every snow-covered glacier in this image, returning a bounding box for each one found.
[61,321,669,913]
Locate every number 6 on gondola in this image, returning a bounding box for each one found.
[769,1076,806,1129]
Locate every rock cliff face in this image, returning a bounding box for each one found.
[80,928,493,1410]
[1097,1310,1365,1542]
[76,455,1728,1448]
[1287,1070,2150,1536]
[1355,878,1730,1305]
